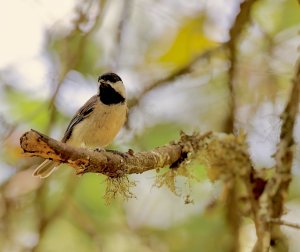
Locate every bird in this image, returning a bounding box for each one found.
[33,72,127,178]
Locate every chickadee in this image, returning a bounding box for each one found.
[33,72,127,178]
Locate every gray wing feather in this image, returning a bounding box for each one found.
[62,95,98,143]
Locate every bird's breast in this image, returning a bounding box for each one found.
[67,102,127,148]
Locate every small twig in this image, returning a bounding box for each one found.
[269,218,300,230]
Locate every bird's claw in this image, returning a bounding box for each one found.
[94,147,105,152]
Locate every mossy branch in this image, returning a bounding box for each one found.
[20,129,191,177]
[20,129,253,180]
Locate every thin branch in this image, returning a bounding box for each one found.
[47,0,105,132]
[225,0,260,133]
[127,45,224,109]
[223,2,260,251]
[270,218,300,230]
[272,62,300,215]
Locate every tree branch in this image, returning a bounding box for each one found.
[20,129,189,177]
[253,59,300,252]
[19,129,257,183]
[223,2,260,250]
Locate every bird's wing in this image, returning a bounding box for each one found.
[62,95,98,143]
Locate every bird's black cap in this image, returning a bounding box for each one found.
[98,72,122,83]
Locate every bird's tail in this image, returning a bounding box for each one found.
[33,160,58,178]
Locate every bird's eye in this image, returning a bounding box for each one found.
[98,73,122,83]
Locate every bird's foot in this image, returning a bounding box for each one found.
[94,147,105,152]
[93,148,133,158]
[106,149,129,158]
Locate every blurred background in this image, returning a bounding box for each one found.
[0,0,300,251]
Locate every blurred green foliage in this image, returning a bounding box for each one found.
[5,88,51,130]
